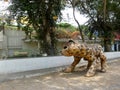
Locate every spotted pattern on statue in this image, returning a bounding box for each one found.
[61,40,107,77]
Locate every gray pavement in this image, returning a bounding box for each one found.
[0,59,120,90]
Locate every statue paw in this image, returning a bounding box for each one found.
[100,68,106,73]
[85,71,95,77]
[85,72,95,77]
[63,67,73,73]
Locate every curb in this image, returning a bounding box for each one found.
[0,58,120,83]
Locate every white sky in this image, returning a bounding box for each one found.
[0,1,88,26]
[0,0,10,10]
[0,0,10,16]
[61,8,88,26]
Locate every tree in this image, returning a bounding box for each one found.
[74,0,120,51]
[8,0,65,55]
[67,0,85,42]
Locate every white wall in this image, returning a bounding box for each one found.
[0,56,73,74]
[0,52,120,74]
[105,52,120,59]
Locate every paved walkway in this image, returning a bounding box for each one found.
[0,59,120,90]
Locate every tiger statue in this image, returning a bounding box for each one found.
[61,40,107,77]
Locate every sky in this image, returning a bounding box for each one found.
[0,0,10,14]
[0,0,88,26]
[61,7,88,26]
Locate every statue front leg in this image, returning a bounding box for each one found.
[100,54,107,72]
[87,61,93,70]
[85,60,96,77]
[64,56,81,73]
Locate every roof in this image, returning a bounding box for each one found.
[114,32,120,40]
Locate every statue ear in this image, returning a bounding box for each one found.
[68,39,75,44]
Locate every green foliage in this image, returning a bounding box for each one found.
[57,23,77,32]
[7,0,120,52]
[8,0,66,55]
[72,0,120,51]
[55,29,71,38]
[58,23,73,28]
[75,0,120,35]
[5,25,18,30]
[80,25,89,36]
[55,23,80,39]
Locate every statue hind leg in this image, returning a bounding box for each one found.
[100,54,107,72]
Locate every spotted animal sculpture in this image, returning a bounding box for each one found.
[61,40,107,77]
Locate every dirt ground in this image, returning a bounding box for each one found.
[0,59,120,90]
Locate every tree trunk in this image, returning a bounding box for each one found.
[103,39,112,52]
[49,27,57,55]
[72,7,84,42]
[42,26,56,56]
